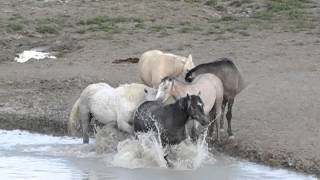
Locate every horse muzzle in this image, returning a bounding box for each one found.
[185,76,193,82]
[194,115,209,126]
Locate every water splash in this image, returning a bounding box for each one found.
[108,127,215,170]
[110,132,168,168]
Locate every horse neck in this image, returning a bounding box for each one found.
[172,98,190,126]
[171,80,188,98]
[173,58,185,76]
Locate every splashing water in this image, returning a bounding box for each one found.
[107,120,215,170]
[111,132,168,168]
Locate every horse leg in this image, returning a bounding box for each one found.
[190,120,199,142]
[226,98,234,139]
[207,107,216,138]
[80,110,90,144]
[117,113,134,134]
[215,106,222,143]
[219,98,228,133]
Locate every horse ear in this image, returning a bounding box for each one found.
[188,54,192,62]
[186,94,191,108]
[198,91,201,96]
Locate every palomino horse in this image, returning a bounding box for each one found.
[155,74,224,142]
[138,50,195,88]
[185,58,246,138]
[134,94,208,145]
[68,83,157,143]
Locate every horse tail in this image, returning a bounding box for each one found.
[237,74,248,93]
[68,98,81,136]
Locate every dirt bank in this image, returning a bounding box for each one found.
[0,0,319,177]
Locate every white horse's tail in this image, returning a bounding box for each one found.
[68,98,81,136]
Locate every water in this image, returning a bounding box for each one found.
[0,129,317,180]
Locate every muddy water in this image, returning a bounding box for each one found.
[0,129,316,180]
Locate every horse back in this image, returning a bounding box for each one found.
[192,58,245,96]
[139,51,185,87]
[191,74,223,113]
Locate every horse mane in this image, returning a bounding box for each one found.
[161,76,187,85]
[121,83,148,103]
[189,57,236,73]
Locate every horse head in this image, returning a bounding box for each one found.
[183,54,195,72]
[143,87,158,101]
[155,76,174,102]
[186,94,208,126]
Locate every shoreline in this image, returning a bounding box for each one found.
[0,111,318,177]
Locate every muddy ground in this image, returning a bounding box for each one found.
[0,0,319,177]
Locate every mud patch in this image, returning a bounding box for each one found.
[112,57,139,64]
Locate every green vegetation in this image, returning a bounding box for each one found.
[6,14,26,33]
[254,0,307,20]
[205,0,227,11]
[78,16,142,26]
[7,22,24,32]
[221,15,238,21]
[36,25,59,34]
[150,25,167,32]
[35,17,67,35]
[238,31,250,36]
[76,16,144,34]
[179,26,202,33]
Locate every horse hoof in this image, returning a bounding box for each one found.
[228,136,235,140]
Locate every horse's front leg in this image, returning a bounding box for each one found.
[207,108,216,139]
[163,145,174,168]
[117,112,134,134]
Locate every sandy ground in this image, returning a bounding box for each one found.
[0,0,319,177]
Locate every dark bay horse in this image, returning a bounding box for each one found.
[155,74,224,142]
[133,94,209,146]
[185,58,246,139]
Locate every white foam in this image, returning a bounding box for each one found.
[110,132,168,169]
[14,50,56,63]
[110,132,215,170]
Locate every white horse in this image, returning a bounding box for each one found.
[138,50,195,88]
[68,83,157,143]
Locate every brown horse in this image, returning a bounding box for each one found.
[185,58,246,139]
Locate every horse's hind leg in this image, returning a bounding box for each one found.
[219,98,228,132]
[80,110,90,144]
[215,107,222,142]
[226,98,234,139]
